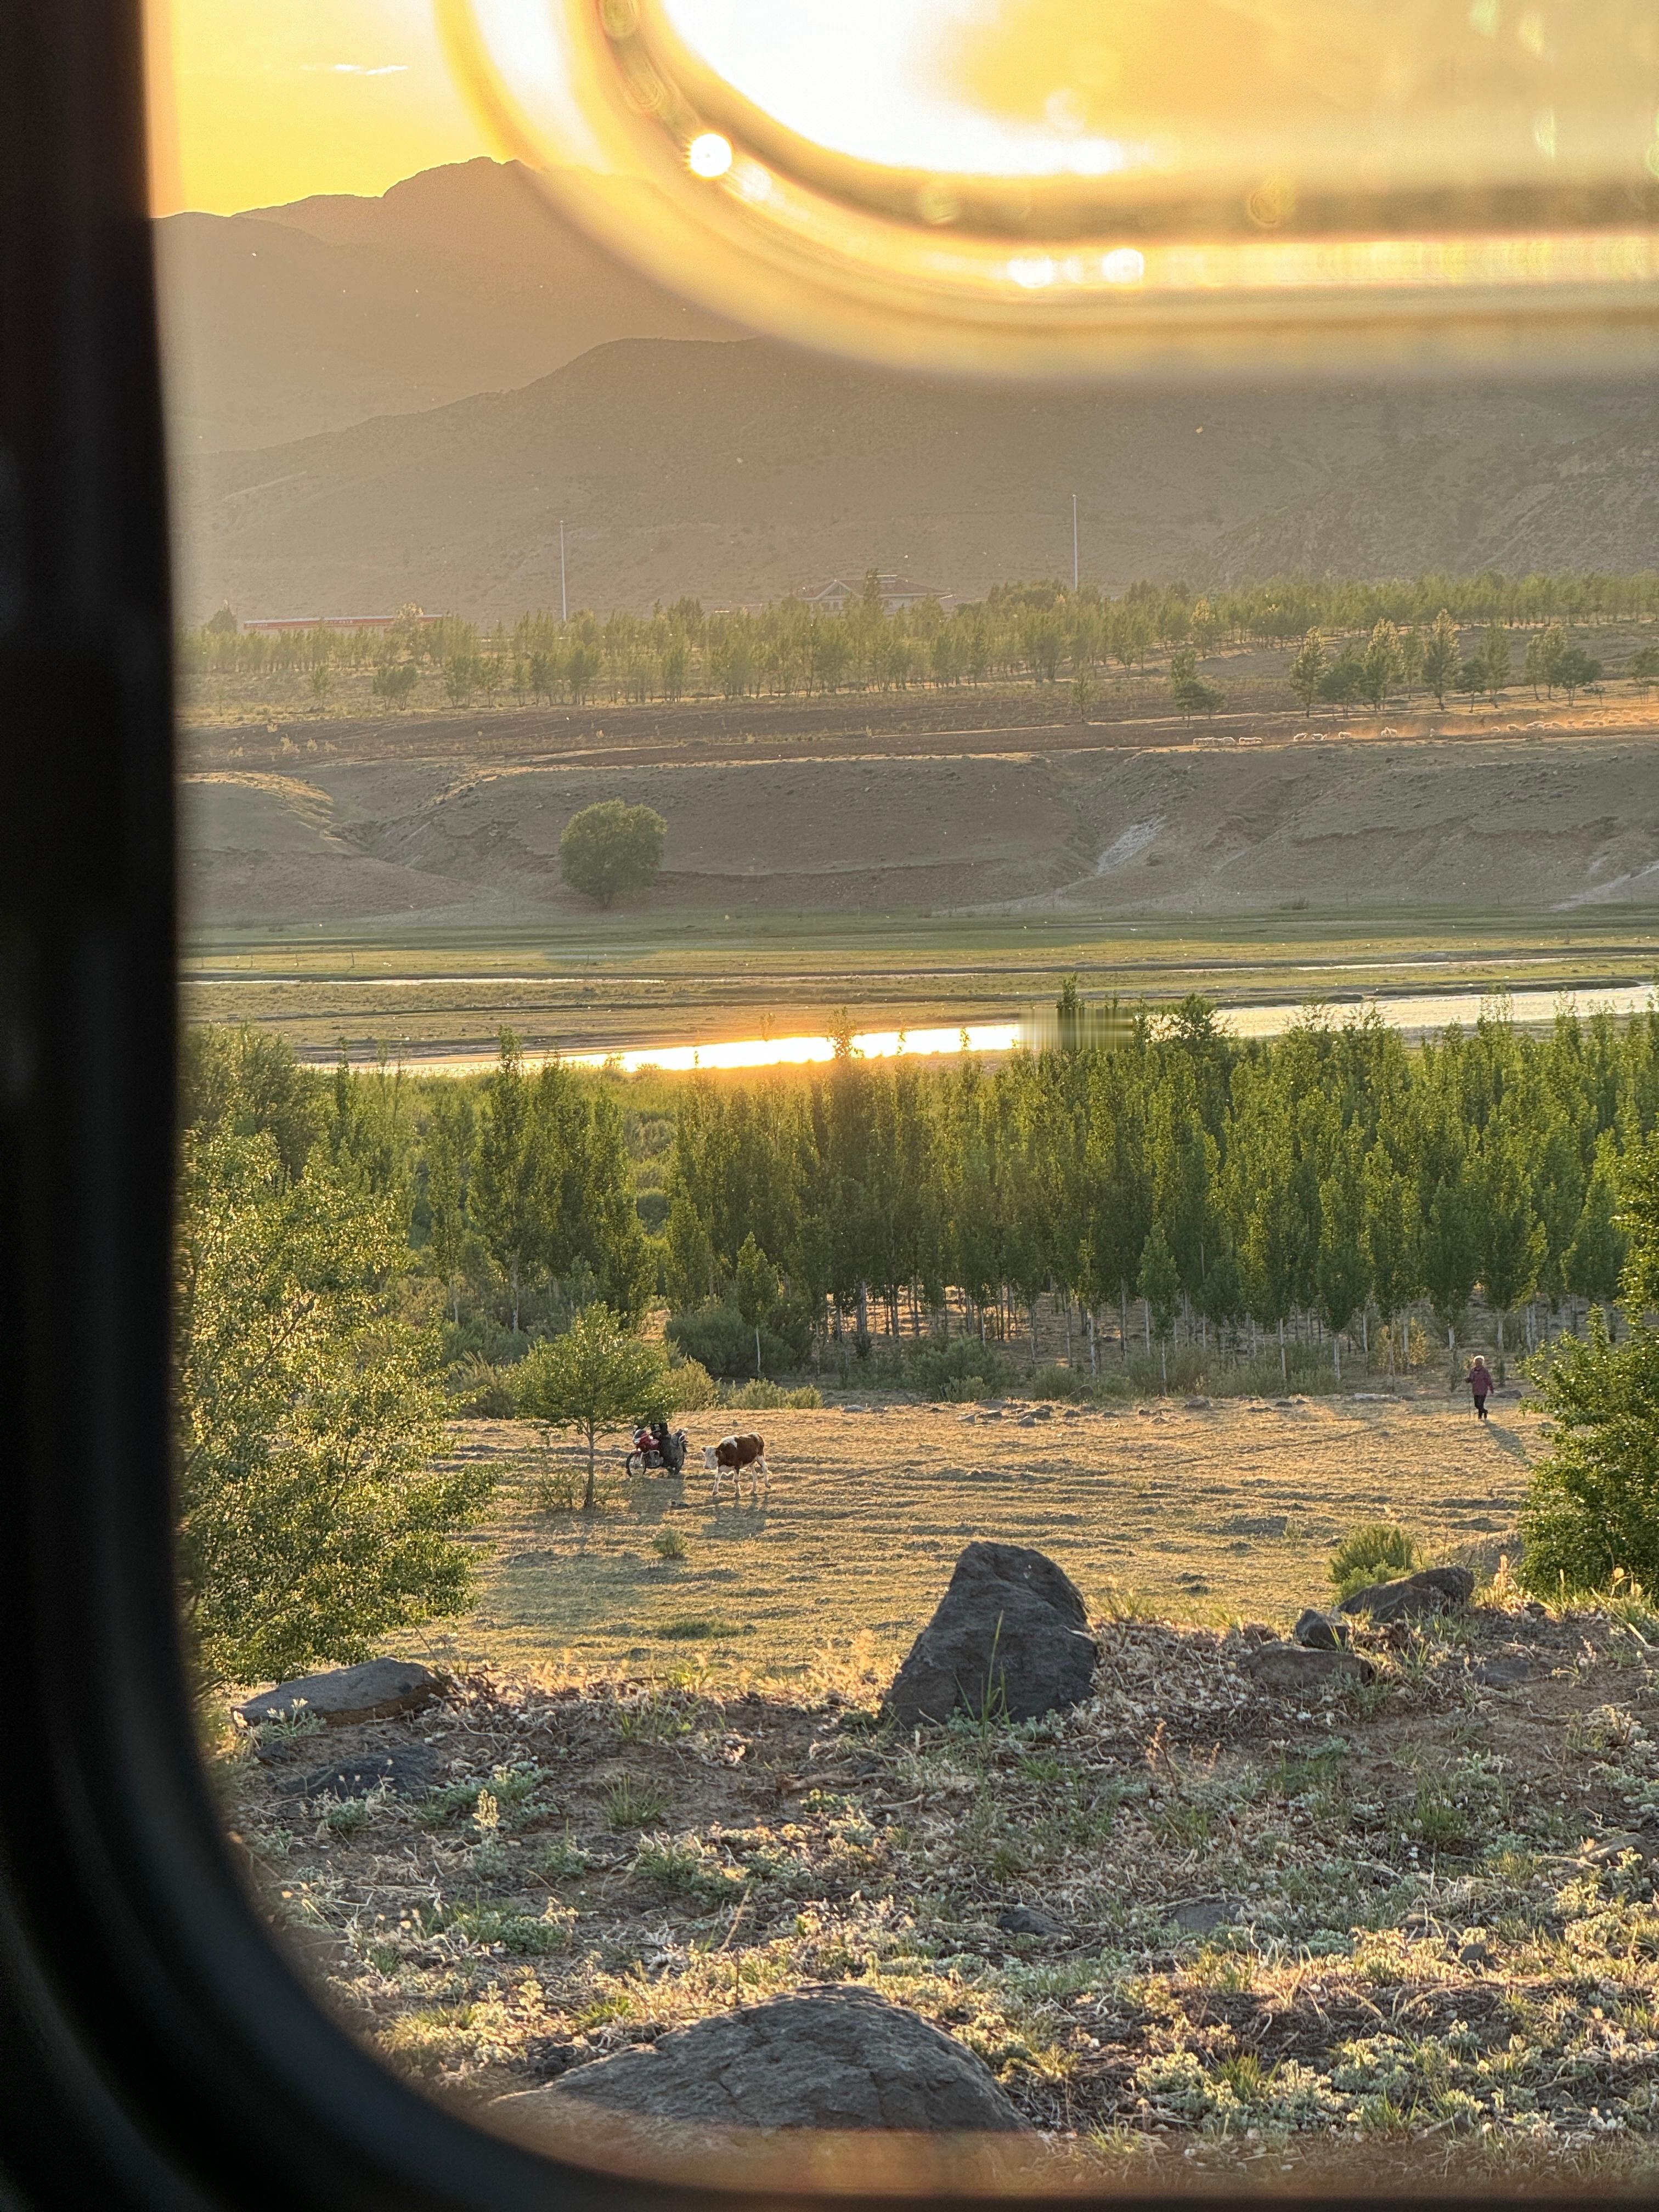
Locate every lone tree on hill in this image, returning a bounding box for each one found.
[559,798,667,909]
[516,1304,672,1510]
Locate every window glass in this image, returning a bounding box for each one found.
[157,2,1659,2190]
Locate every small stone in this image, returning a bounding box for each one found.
[285,1745,437,1799]
[997,1904,1064,1937]
[1471,1657,1532,1688]
[1293,1609,1350,1651]
[235,1657,443,1730]
[1183,1397,1211,1412]
[1339,1567,1475,1624]
[1169,1896,1247,1936]
[1244,1644,1375,1694]
[1582,1831,1655,1866]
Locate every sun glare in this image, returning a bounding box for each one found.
[659,0,1149,179]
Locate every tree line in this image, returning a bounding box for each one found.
[654,994,1655,1386]
[205,993,1659,1391]
[179,562,1659,712]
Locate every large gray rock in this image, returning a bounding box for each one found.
[501,1987,1028,2133]
[234,1657,442,1729]
[1339,1566,1475,1624]
[884,1543,1096,1729]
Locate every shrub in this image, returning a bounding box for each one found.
[446,1352,516,1418]
[719,1379,821,1411]
[1029,1363,1093,1400]
[651,1527,687,1561]
[667,1353,719,1412]
[667,1301,795,1381]
[1523,1135,1659,1594]
[558,798,667,907]
[1329,1522,1420,1600]
[904,1335,1012,1401]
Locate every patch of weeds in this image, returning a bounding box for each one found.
[320,1790,382,1838]
[616,1692,696,1744]
[651,1528,687,1562]
[604,1774,673,1829]
[1566,1703,1641,1755]
[380,1988,551,2080]
[655,1616,750,1641]
[441,1902,574,1955]
[417,1763,552,1833]
[533,1831,590,1883]
[1137,2048,1345,2132]
[1150,1794,1215,1849]
[720,1380,822,1411]
[1016,1752,1064,1783]
[247,1709,324,1759]
[633,1835,745,1904]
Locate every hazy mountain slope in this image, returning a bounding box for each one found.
[156,159,739,454]
[178,332,1652,621]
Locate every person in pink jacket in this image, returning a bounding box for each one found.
[1465,1355,1494,1420]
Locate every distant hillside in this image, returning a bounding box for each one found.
[155,159,739,455]
[176,328,1658,622]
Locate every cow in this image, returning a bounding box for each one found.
[703,1431,768,1509]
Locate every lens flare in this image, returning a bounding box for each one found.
[436,0,1659,381]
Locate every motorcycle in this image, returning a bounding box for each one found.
[627,1425,689,1477]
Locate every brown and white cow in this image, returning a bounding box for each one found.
[703,1431,768,1508]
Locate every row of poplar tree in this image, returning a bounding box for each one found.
[655,996,1652,1381]
[188,994,1659,1387]
[178,561,1659,708]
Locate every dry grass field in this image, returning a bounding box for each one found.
[218,1389,1659,2188]
[426,1391,1539,1688]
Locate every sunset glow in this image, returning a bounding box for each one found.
[148,0,491,213]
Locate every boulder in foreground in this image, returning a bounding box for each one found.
[235,1657,442,1729]
[500,1987,1028,2133]
[884,1543,1096,1730]
[1339,1566,1475,1624]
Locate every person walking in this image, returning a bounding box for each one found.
[1465,1355,1494,1421]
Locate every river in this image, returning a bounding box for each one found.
[384,980,1657,1077]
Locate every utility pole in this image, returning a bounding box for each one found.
[1072,492,1079,592]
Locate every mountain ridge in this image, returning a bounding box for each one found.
[177,325,1659,621]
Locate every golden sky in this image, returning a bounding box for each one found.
[147,0,492,213]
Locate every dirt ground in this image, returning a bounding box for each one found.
[217,1386,1659,2191]
[422,1392,1537,1688]
[180,723,1659,935]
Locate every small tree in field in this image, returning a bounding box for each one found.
[371,660,418,707]
[1523,1134,1659,1595]
[558,799,667,909]
[516,1304,672,1509]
